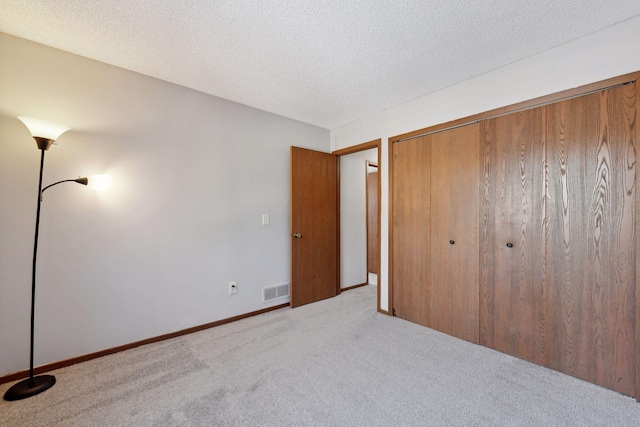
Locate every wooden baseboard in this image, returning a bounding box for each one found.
[341,282,368,292]
[0,302,289,386]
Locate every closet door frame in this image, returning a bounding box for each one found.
[389,70,640,313]
[388,70,640,400]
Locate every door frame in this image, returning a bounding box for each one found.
[332,139,383,313]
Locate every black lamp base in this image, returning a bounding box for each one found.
[4,375,56,401]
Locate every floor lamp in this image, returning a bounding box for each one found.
[3,117,111,401]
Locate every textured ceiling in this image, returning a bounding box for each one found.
[1,1,640,129]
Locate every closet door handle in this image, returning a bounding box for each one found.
[449,240,455,245]
[506,243,513,248]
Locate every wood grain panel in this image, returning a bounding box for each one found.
[637,80,640,402]
[290,147,338,307]
[391,136,431,326]
[429,124,480,343]
[545,84,636,396]
[479,108,546,364]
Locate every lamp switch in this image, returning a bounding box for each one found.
[229,282,237,295]
[262,214,270,226]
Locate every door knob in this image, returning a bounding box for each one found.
[506,243,513,248]
[293,233,302,239]
[449,240,455,245]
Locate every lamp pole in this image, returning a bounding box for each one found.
[4,139,57,401]
[29,147,51,385]
[4,117,108,402]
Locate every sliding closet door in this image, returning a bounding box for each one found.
[392,136,431,326]
[429,124,480,343]
[637,80,640,401]
[545,83,636,396]
[479,108,546,364]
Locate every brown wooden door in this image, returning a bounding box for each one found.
[290,147,338,308]
[429,123,480,343]
[392,125,479,339]
[366,169,379,274]
[391,136,431,326]
[479,108,546,364]
[545,84,636,396]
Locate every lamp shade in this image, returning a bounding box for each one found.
[17,116,71,141]
[87,174,112,192]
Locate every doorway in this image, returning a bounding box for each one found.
[289,139,382,311]
[333,139,382,312]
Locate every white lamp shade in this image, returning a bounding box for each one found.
[87,175,112,192]
[17,116,71,141]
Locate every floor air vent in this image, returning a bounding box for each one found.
[263,283,289,303]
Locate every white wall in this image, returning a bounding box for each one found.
[0,34,329,376]
[340,148,377,289]
[331,15,640,312]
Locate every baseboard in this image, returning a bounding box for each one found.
[0,302,289,386]
[341,282,368,292]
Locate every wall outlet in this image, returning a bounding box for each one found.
[229,281,237,295]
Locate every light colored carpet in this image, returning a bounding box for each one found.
[2,285,639,426]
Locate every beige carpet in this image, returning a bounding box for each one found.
[2,285,639,426]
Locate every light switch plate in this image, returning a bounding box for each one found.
[262,214,270,226]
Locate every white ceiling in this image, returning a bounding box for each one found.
[1,1,640,129]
